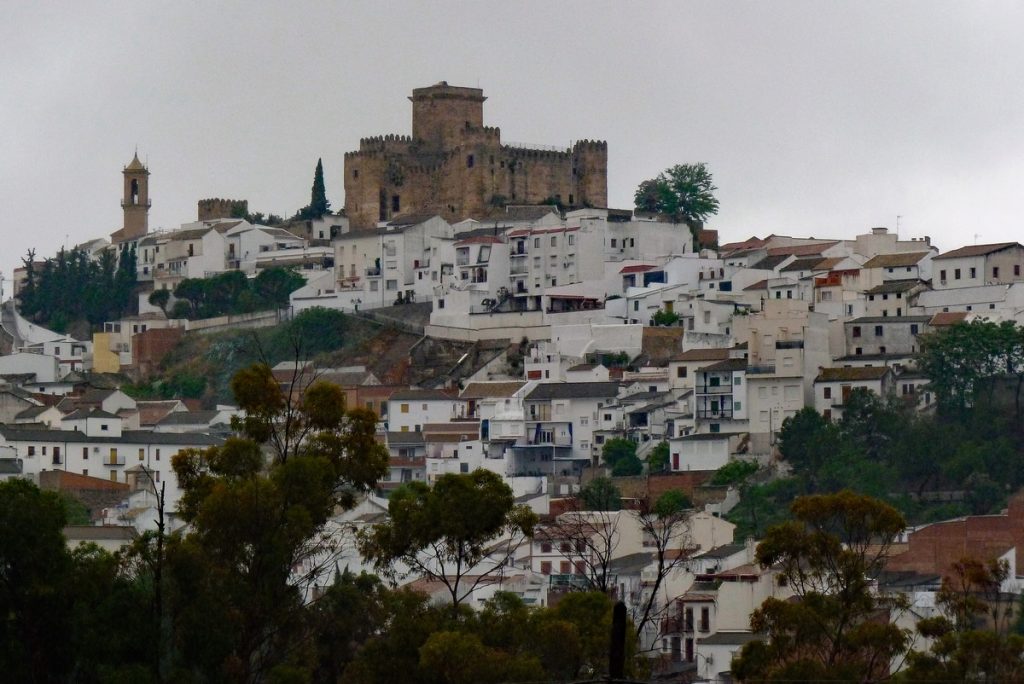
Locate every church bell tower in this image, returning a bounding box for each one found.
[118,151,150,242]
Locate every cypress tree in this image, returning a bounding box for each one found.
[308,158,330,218]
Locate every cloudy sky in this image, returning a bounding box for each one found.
[3,1,1023,286]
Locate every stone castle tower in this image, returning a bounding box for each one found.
[111,152,150,243]
[343,82,608,228]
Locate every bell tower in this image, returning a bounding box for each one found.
[118,151,150,242]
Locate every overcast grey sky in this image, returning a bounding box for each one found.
[3,1,1023,284]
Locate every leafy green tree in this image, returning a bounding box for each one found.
[733,491,909,682]
[633,162,720,224]
[777,407,838,476]
[148,288,171,315]
[0,479,75,680]
[164,363,388,681]
[651,309,680,326]
[602,437,640,476]
[359,471,538,611]
[918,319,1024,417]
[579,476,623,511]
[710,459,758,486]
[254,267,306,308]
[647,440,670,473]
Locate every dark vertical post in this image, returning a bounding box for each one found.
[609,600,627,680]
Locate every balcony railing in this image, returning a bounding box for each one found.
[106,453,126,466]
[121,198,152,208]
[696,384,733,395]
[697,409,734,419]
[746,363,777,375]
[365,267,381,277]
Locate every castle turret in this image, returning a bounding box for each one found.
[410,81,486,151]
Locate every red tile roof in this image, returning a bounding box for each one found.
[933,242,1021,260]
[619,264,658,274]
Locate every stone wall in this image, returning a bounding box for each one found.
[198,198,248,221]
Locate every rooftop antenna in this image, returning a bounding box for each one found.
[974,233,980,245]
[896,215,902,239]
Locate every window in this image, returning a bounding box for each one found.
[910,324,919,335]
[385,279,397,290]
[677,366,687,378]
[533,238,540,248]
[874,325,883,336]
[1016,265,1021,276]
[856,347,863,355]
[734,376,742,385]
[459,462,469,473]
[970,267,977,278]
[560,561,571,574]
[852,326,861,338]
[352,169,359,178]
[466,154,474,168]
[568,234,575,246]
[83,447,88,459]
[940,269,947,281]
[139,448,144,461]
[994,267,1000,278]
[824,386,832,399]
[401,403,409,414]
[540,561,551,575]
[700,607,710,632]
[391,195,400,212]
[155,449,161,461]
[955,268,961,280]
[110,471,118,482]
[560,542,571,553]
[437,299,444,309]
[550,236,557,247]
[734,401,742,411]
[101,423,109,431]
[27,446,35,456]
[42,446,47,456]
[610,239,617,248]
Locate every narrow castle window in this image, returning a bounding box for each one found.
[467,155,475,168]
[353,169,359,179]
[392,195,400,212]
[130,178,139,204]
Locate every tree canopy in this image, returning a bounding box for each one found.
[172,266,305,319]
[733,491,909,682]
[18,245,137,331]
[359,470,538,610]
[633,162,720,224]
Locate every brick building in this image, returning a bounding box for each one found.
[343,82,607,228]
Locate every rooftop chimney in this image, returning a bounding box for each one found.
[871,226,888,235]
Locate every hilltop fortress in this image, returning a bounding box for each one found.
[343,82,607,228]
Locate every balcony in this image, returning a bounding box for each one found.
[106,453,126,466]
[696,384,733,395]
[746,364,776,375]
[121,198,152,208]
[365,267,381,277]
[697,409,734,419]
[510,263,529,275]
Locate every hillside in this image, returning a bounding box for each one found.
[123,305,504,405]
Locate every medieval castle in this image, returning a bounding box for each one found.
[343,82,607,228]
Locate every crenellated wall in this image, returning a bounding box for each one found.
[198,198,248,221]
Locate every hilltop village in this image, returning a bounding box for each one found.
[6,83,1024,682]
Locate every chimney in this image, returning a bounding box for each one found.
[871,226,888,235]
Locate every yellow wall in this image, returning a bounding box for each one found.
[92,332,120,374]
